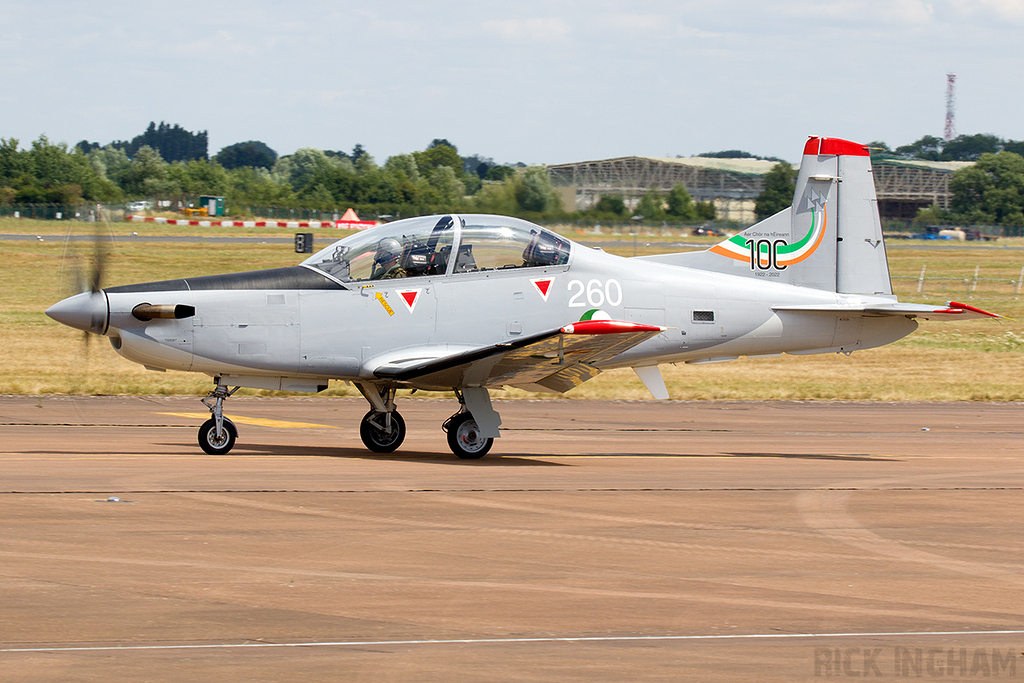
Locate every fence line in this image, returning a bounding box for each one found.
[892,265,1024,298]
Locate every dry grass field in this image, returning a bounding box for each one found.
[3,218,1022,401]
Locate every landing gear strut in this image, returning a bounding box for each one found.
[199,382,239,455]
[356,384,406,453]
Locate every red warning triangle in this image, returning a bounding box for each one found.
[397,289,420,312]
[530,277,554,302]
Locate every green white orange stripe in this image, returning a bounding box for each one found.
[778,203,828,266]
[710,204,828,267]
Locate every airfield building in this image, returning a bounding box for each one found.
[546,155,971,223]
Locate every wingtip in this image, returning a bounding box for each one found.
[946,301,1003,319]
[561,320,666,335]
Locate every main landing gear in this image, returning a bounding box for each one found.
[443,410,493,459]
[198,383,239,455]
[446,388,497,459]
[356,384,496,459]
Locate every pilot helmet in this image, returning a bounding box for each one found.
[375,237,402,264]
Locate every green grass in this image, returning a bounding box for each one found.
[3,217,1023,400]
[0,216,356,240]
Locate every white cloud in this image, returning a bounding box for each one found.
[883,0,936,23]
[589,13,721,39]
[675,24,723,39]
[171,29,257,58]
[482,17,571,42]
[593,13,667,33]
[948,0,1024,21]
[774,0,935,26]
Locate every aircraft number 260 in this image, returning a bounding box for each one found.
[567,279,623,307]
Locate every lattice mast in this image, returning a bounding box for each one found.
[944,73,957,140]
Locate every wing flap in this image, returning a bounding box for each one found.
[373,320,664,391]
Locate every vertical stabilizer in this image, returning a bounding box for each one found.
[640,137,892,296]
[826,140,892,295]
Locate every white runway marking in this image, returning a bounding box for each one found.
[3,630,1024,653]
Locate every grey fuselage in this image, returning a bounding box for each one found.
[98,226,914,394]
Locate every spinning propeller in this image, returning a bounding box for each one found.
[50,224,112,339]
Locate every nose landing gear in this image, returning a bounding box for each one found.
[355,383,406,453]
[198,382,239,455]
[359,410,406,452]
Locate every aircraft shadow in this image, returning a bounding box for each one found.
[526,452,899,461]
[164,442,570,466]
[16,444,894,464]
[723,452,899,462]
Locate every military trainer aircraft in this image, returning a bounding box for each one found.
[46,137,1000,458]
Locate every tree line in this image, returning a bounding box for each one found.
[0,129,557,219]
[870,133,1024,162]
[77,122,209,164]
[11,123,1022,228]
[0,123,714,223]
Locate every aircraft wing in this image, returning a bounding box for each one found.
[372,320,665,393]
[773,300,1003,321]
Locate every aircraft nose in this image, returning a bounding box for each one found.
[45,291,109,335]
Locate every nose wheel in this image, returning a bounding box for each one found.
[444,411,493,459]
[359,410,406,453]
[355,383,407,453]
[198,382,240,455]
[198,417,237,455]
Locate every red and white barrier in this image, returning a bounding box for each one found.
[127,215,376,229]
[336,219,377,229]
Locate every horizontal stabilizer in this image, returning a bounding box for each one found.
[773,300,1002,321]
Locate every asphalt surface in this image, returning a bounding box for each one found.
[1,396,1022,682]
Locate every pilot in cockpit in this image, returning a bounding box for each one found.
[523,229,554,267]
[371,237,407,279]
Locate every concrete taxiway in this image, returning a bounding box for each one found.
[1,396,1022,682]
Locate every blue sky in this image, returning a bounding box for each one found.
[3,0,1023,164]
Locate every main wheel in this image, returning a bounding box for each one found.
[445,412,493,459]
[360,410,406,453]
[198,418,237,455]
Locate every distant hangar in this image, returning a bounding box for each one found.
[546,155,971,223]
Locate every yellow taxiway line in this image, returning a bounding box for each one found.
[158,413,340,430]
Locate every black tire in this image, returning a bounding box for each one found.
[198,418,237,455]
[360,410,406,453]
[445,412,493,459]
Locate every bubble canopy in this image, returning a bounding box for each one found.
[301,214,571,284]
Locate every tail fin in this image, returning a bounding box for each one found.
[643,137,892,296]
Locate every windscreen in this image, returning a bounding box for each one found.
[455,215,570,273]
[302,215,454,282]
[302,214,570,282]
